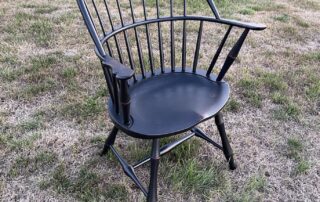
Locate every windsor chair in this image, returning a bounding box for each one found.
[77,0,266,201]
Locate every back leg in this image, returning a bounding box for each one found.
[215,112,237,170]
[100,126,119,156]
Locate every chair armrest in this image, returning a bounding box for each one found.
[102,55,134,80]
[219,18,266,31]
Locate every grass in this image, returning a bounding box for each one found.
[7,133,41,150]
[167,159,225,196]
[0,67,22,81]
[17,79,57,99]
[274,14,290,22]
[1,0,319,201]
[239,8,255,15]
[46,165,128,201]
[31,55,57,71]
[273,102,300,120]
[261,72,287,92]
[287,138,303,160]
[60,97,105,121]
[295,160,310,174]
[235,175,266,201]
[161,138,201,163]
[287,138,310,175]
[34,6,59,14]
[9,151,57,177]
[306,80,320,100]
[245,175,266,193]
[62,67,77,79]
[271,92,289,105]
[29,19,53,47]
[225,98,241,112]
[20,119,42,132]
[238,77,263,108]
[303,52,320,61]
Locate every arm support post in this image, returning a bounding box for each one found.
[217,28,249,81]
[119,79,131,125]
[102,55,134,125]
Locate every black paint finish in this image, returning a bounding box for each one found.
[77,0,266,200]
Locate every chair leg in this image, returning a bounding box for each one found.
[215,112,237,170]
[100,126,119,156]
[147,139,160,202]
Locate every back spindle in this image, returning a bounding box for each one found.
[206,25,232,76]
[181,0,187,72]
[170,0,175,72]
[156,0,164,73]
[104,0,124,63]
[91,0,106,36]
[129,0,143,82]
[143,0,155,76]
[116,0,135,78]
[193,21,204,73]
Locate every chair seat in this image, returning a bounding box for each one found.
[109,71,230,138]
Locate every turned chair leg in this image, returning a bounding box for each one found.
[147,139,160,202]
[100,126,119,156]
[215,112,237,170]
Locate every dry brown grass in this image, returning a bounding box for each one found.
[1,0,320,201]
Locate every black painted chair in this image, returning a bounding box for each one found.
[77,0,266,201]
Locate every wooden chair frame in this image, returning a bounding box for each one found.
[77,0,266,201]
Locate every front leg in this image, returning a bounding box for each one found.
[215,112,237,170]
[147,139,160,202]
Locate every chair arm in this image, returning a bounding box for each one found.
[219,18,266,31]
[102,55,134,80]
[102,56,134,125]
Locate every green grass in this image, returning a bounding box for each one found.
[238,77,263,108]
[281,26,302,41]
[234,175,266,201]
[287,138,303,160]
[261,72,287,92]
[29,19,53,47]
[292,0,320,10]
[17,79,57,99]
[239,8,255,15]
[271,92,289,105]
[31,55,57,72]
[225,98,241,112]
[94,86,108,98]
[47,165,128,201]
[34,6,59,14]
[302,52,320,62]
[0,67,22,81]
[127,140,151,161]
[273,102,300,120]
[90,135,106,144]
[293,16,309,28]
[295,160,310,174]
[245,176,266,193]
[50,164,72,193]
[20,118,42,132]
[274,14,290,22]
[287,138,310,175]
[60,97,105,121]
[62,67,77,79]
[166,159,225,196]
[9,151,57,177]
[306,80,320,100]
[4,12,37,36]
[162,138,201,163]
[7,133,41,150]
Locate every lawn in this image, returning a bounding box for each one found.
[0,0,319,201]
